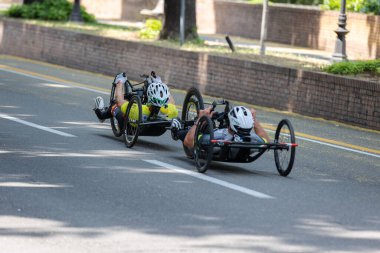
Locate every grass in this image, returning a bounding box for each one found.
[23,19,140,40]
[247,0,264,4]
[324,60,380,75]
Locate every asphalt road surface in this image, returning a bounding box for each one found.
[1,55,379,253]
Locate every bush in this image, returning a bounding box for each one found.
[324,60,380,75]
[271,0,324,5]
[138,18,162,39]
[322,0,380,15]
[6,0,95,22]
[360,0,380,14]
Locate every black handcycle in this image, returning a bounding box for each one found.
[181,88,298,177]
[109,72,198,149]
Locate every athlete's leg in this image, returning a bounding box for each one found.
[171,118,188,141]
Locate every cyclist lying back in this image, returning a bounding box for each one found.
[94,72,178,130]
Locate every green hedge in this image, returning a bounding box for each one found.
[138,18,162,39]
[322,0,380,15]
[324,60,380,75]
[246,0,380,13]
[246,0,324,5]
[270,0,323,5]
[6,0,95,22]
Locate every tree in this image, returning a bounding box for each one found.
[160,0,198,41]
[70,0,83,22]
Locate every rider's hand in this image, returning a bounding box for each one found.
[114,72,127,85]
[199,107,216,119]
[250,108,257,121]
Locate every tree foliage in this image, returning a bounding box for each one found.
[6,0,95,22]
[322,0,380,15]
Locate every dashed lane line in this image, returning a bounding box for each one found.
[0,113,76,137]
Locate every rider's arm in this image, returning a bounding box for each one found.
[183,107,215,148]
[115,81,127,106]
[169,95,176,104]
[251,108,270,142]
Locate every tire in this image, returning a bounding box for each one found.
[109,85,123,137]
[182,87,204,158]
[123,96,142,148]
[194,116,214,173]
[274,119,296,177]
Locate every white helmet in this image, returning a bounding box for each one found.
[147,81,170,107]
[228,106,254,136]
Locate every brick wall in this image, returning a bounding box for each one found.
[212,1,380,60]
[86,0,378,60]
[0,19,378,130]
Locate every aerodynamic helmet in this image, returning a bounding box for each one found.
[147,81,170,107]
[228,106,254,136]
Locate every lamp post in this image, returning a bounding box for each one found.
[332,0,349,62]
[259,0,269,56]
[179,0,185,46]
[70,0,83,22]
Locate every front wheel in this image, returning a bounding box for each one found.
[194,116,214,173]
[123,96,142,148]
[182,87,204,158]
[274,119,296,177]
[110,84,123,137]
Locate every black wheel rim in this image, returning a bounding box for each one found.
[182,100,199,159]
[185,99,200,122]
[274,120,296,177]
[182,88,204,159]
[124,96,141,148]
[111,117,122,136]
[110,85,123,137]
[194,116,213,173]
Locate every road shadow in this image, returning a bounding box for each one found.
[170,155,276,177]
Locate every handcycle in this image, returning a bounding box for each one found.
[109,72,197,148]
[181,89,298,177]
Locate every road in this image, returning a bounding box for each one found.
[0,55,379,252]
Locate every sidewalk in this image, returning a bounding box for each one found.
[200,34,331,62]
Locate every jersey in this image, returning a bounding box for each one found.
[120,101,178,121]
[213,128,266,144]
[212,128,267,160]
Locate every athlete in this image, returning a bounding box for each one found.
[94,72,178,130]
[171,105,270,157]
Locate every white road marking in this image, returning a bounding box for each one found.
[0,67,108,95]
[297,136,380,158]
[143,159,274,199]
[266,130,380,159]
[0,113,76,137]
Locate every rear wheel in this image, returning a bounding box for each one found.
[182,87,204,158]
[123,96,142,148]
[274,119,296,177]
[194,116,214,173]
